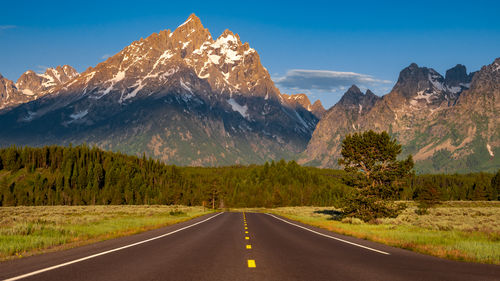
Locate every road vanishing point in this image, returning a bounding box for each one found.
[1,212,499,281]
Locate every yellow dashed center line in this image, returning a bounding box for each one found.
[243,213,256,268]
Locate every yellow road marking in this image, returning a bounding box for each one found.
[245,237,249,240]
[248,260,256,268]
[245,227,248,230]
[246,245,252,249]
[245,231,248,234]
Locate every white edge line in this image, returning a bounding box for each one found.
[266,213,390,255]
[3,212,225,281]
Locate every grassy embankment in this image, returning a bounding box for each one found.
[264,201,500,264]
[0,205,211,261]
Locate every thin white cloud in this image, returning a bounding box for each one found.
[274,69,392,92]
[101,54,111,60]
[0,25,16,35]
[36,65,49,74]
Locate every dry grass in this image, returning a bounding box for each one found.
[0,205,211,260]
[265,202,500,264]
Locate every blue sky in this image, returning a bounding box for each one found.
[1,0,499,108]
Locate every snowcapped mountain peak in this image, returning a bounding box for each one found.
[217,29,241,44]
[15,65,79,98]
[62,14,283,103]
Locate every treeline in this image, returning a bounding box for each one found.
[0,145,498,207]
[0,145,351,207]
[404,172,499,201]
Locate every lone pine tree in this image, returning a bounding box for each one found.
[338,130,414,221]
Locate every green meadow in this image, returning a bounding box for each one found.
[0,205,211,260]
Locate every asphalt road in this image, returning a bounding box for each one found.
[1,212,499,281]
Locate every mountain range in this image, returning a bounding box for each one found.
[300,60,499,173]
[0,14,498,172]
[0,14,320,166]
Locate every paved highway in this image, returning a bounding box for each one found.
[1,212,499,281]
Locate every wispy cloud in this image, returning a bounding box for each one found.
[0,25,16,30]
[101,54,111,60]
[36,65,49,74]
[274,69,392,93]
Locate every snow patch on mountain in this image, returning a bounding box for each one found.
[123,82,145,101]
[487,144,495,157]
[447,86,462,94]
[212,34,242,64]
[428,72,444,91]
[70,110,88,120]
[21,89,35,96]
[180,79,193,94]
[153,50,174,70]
[178,17,192,28]
[208,54,221,65]
[227,98,249,119]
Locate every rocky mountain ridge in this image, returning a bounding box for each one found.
[282,93,326,119]
[301,58,499,173]
[0,65,79,111]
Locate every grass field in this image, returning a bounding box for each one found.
[265,201,500,264]
[0,205,211,261]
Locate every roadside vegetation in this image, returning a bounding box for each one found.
[267,202,500,264]
[0,205,210,260]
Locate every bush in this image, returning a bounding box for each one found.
[341,194,405,222]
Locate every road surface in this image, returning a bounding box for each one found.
[1,212,499,281]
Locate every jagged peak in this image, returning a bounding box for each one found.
[345,85,362,95]
[396,63,442,88]
[339,85,379,107]
[310,99,327,118]
[445,64,470,86]
[215,29,241,46]
[177,13,203,29]
[312,99,323,107]
[288,93,309,100]
[408,62,419,69]
[172,13,212,42]
[283,93,312,108]
[365,89,376,97]
[220,29,240,40]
